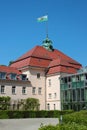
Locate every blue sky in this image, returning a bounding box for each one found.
[0,0,87,66]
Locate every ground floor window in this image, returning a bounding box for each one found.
[47,103,50,110]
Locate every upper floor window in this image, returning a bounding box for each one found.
[0,72,6,79]
[32,87,36,95]
[1,85,5,94]
[49,93,52,99]
[54,93,57,98]
[38,87,42,95]
[22,87,26,94]
[37,73,40,78]
[48,79,51,86]
[12,86,16,94]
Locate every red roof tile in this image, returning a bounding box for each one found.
[0,65,21,75]
[10,45,82,74]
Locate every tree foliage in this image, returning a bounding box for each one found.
[24,98,39,110]
[20,98,40,110]
[0,96,11,110]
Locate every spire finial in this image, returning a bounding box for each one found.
[42,37,54,51]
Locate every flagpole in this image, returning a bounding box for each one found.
[37,15,48,38]
[46,15,48,38]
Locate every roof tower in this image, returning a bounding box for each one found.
[42,36,54,51]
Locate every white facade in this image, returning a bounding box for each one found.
[19,67,62,110]
[46,74,61,110]
[20,67,46,110]
[0,67,62,110]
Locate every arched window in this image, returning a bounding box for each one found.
[47,103,50,110]
[54,104,56,110]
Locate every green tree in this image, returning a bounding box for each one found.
[23,98,39,110]
[0,96,11,110]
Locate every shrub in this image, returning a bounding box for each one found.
[7,110,23,119]
[0,110,8,119]
[39,123,87,130]
[63,110,87,126]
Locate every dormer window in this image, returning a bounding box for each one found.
[0,72,6,79]
[21,74,27,80]
[18,74,27,81]
[10,73,17,80]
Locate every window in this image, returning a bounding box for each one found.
[68,77,71,82]
[85,74,87,80]
[64,78,67,83]
[54,93,57,98]
[48,79,51,86]
[37,73,40,78]
[72,89,76,101]
[11,73,17,80]
[49,93,52,99]
[32,87,36,94]
[47,103,50,110]
[81,89,84,101]
[22,87,26,94]
[1,85,5,94]
[0,72,6,79]
[77,89,80,101]
[72,76,76,82]
[76,75,80,81]
[21,74,27,80]
[12,86,16,94]
[54,104,56,110]
[38,87,42,95]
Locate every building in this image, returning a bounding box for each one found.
[0,65,30,110]
[0,37,82,110]
[60,67,87,111]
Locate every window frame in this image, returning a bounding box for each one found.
[32,87,36,95]
[12,86,16,94]
[38,87,42,95]
[1,85,5,94]
[22,87,26,94]
[37,73,40,79]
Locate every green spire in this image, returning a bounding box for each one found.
[42,36,54,51]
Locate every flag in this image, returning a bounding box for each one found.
[37,15,48,22]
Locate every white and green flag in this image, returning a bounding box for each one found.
[37,15,48,22]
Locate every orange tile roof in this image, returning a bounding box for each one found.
[10,45,82,74]
[0,65,21,75]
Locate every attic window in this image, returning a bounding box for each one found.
[21,74,27,80]
[0,72,6,79]
[11,73,17,80]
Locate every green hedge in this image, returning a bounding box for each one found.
[39,110,87,130]
[0,110,74,119]
[63,110,87,126]
[39,123,87,130]
[0,110,9,119]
